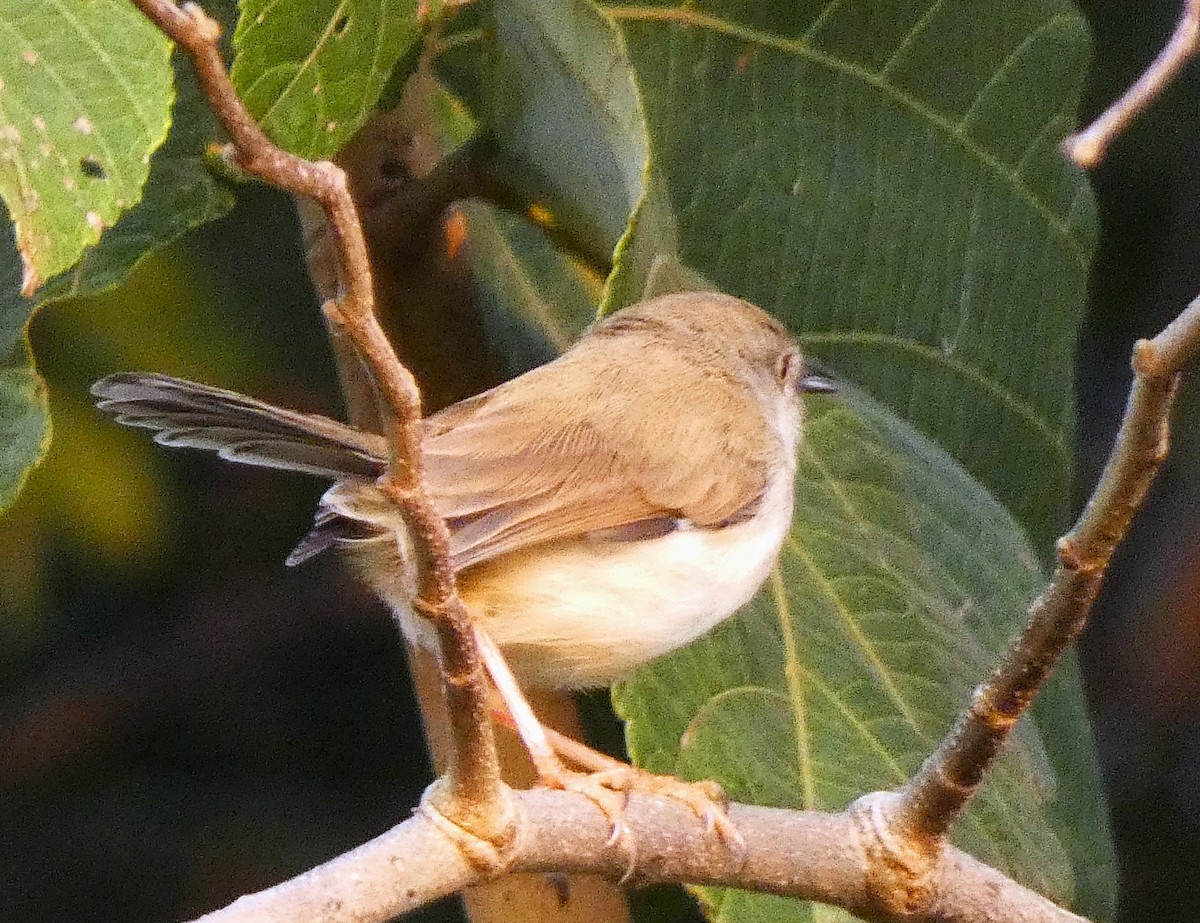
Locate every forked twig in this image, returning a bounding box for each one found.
[126,0,511,846]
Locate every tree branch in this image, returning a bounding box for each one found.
[128,0,511,846]
[186,787,1087,923]
[296,85,632,923]
[889,299,1200,844]
[1063,0,1200,167]
[122,3,1198,922]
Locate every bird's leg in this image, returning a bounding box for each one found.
[474,628,635,854]
[473,627,575,784]
[474,628,745,870]
[494,704,737,830]
[536,722,627,773]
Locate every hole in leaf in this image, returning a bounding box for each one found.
[80,155,106,180]
[333,13,350,36]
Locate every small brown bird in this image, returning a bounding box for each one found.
[92,291,833,825]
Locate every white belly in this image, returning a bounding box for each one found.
[396,473,794,689]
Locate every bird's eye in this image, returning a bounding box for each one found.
[776,351,799,384]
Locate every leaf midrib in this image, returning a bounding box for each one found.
[247,0,349,130]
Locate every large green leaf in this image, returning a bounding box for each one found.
[614,386,1104,921]
[605,0,1093,554]
[231,0,422,160]
[593,2,1114,918]
[0,0,173,292]
[482,0,650,264]
[437,1,1113,918]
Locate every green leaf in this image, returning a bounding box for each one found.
[0,0,173,292]
[614,387,1087,921]
[597,170,678,313]
[606,0,1094,554]
[0,46,235,515]
[231,0,422,160]
[0,356,46,511]
[429,2,1116,915]
[482,0,650,264]
[390,71,600,377]
[36,59,236,304]
[0,217,47,512]
[463,201,601,372]
[463,0,1115,916]
[0,0,228,516]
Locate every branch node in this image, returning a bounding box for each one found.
[1059,133,1103,170]
[1054,536,1087,570]
[438,653,485,689]
[180,1,220,40]
[1132,338,1160,377]
[969,683,1020,727]
[418,779,521,874]
[848,792,939,915]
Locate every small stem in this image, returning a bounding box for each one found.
[893,297,1200,843]
[129,0,508,841]
[1063,0,1200,168]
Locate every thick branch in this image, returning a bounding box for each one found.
[892,298,1200,843]
[187,788,1086,923]
[1063,0,1200,167]
[130,0,508,842]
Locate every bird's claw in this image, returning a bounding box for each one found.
[536,765,746,882]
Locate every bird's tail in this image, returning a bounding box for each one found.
[91,373,387,481]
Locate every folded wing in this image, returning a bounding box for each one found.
[422,338,771,570]
[93,353,772,575]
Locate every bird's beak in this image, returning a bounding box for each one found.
[799,373,837,395]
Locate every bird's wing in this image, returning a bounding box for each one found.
[91,358,775,575]
[423,344,772,571]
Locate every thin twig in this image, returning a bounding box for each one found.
[891,297,1200,845]
[128,0,510,844]
[1063,0,1200,168]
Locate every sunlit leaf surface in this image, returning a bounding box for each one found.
[231,0,421,159]
[0,0,172,290]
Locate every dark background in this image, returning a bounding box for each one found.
[2,2,1199,920]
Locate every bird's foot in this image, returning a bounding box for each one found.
[536,761,745,882]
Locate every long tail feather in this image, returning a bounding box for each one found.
[91,373,387,480]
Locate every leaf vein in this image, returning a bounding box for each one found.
[604,4,1085,262]
[798,329,1069,462]
[786,533,923,734]
[770,569,818,808]
[955,13,1076,132]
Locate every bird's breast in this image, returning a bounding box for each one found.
[443,471,796,688]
